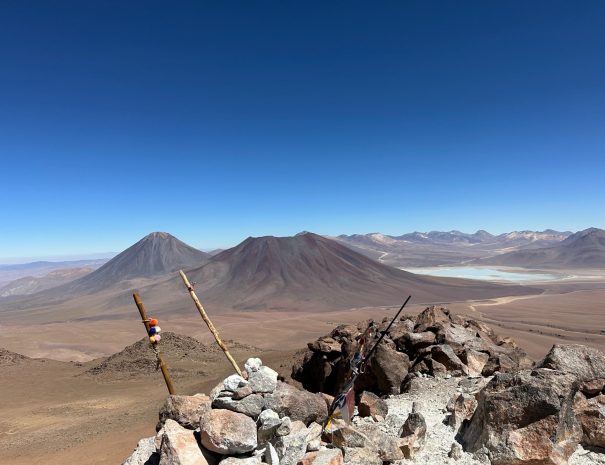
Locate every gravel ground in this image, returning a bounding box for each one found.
[352,375,604,465]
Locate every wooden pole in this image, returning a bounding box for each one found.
[133,292,176,395]
[179,270,244,377]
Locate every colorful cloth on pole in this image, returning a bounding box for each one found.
[148,319,161,343]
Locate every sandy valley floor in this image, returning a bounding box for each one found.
[2,277,605,465]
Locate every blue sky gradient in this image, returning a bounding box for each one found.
[1,1,604,259]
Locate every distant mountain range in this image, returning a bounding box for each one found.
[0,267,94,297]
[2,227,603,323]
[0,231,536,321]
[332,229,572,267]
[150,232,528,311]
[475,228,605,269]
[0,259,107,287]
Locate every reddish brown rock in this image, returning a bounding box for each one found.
[461,369,582,465]
[415,306,451,332]
[574,392,605,448]
[398,411,427,459]
[264,381,328,425]
[358,391,388,418]
[158,394,211,430]
[580,378,605,396]
[298,449,343,465]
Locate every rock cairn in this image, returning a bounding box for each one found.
[124,308,605,465]
[124,357,333,465]
[292,306,533,397]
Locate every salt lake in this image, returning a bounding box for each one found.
[401,266,562,282]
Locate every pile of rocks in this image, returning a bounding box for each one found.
[124,308,605,465]
[292,306,533,396]
[124,357,335,465]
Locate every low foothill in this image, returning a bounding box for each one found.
[123,306,605,465]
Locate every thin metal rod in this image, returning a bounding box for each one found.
[364,295,412,363]
[179,270,243,377]
[133,292,176,395]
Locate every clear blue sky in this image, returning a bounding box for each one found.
[1,1,604,260]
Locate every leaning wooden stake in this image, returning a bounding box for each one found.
[179,270,243,377]
[133,292,176,395]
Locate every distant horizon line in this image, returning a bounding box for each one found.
[0,226,595,266]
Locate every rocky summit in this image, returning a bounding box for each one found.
[123,308,605,465]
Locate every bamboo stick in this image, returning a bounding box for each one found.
[179,270,243,377]
[133,292,176,395]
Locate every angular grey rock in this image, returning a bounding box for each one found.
[264,442,280,465]
[276,416,292,437]
[265,381,328,425]
[122,437,159,465]
[539,344,605,382]
[259,409,282,443]
[158,394,211,430]
[245,357,263,373]
[212,393,265,418]
[271,421,309,465]
[249,365,278,393]
[224,374,249,391]
[200,409,258,454]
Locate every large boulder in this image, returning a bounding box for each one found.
[158,394,211,430]
[158,419,217,465]
[538,344,605,382]
[461,369,582,465]
[200,409,258,454]
[265,381,328,425]
[357,341,410,395]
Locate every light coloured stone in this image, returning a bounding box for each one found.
[122,437,158,465]
[245,358,263,373]
[224,374,249,391]
[212,393,265,418]
[249,365,278,393]
[299,449,343,465]
[159,419,214,465]
[200,409,258,454]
